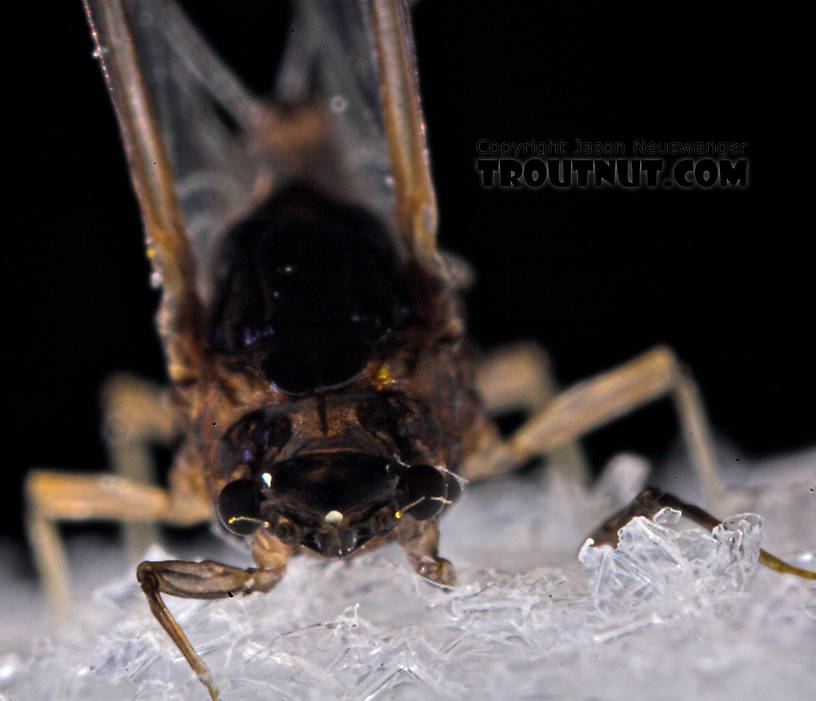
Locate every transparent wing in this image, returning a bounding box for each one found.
[83,0,204,383]
[122,0,270,271]
[83,0,442,379]
[97,0,324,305]
[282,0,440,266]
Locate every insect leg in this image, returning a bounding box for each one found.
[101,374,176,564]
[137,557,286,701]
[589,487,816,579]
[25,469,210,617]
[464,346,722,503]
[475,342,591,484]
[395,518,456,587]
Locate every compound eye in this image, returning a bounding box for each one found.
[396,464,454,521]
[217,479,263,536]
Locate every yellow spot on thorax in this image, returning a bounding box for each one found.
[371,362,395,389]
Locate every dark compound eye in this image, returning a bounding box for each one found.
[217,479,263,536]
[396,464,460,521]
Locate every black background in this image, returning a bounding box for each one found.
[4,1,813,543]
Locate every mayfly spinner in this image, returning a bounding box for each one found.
[25,1,815,699]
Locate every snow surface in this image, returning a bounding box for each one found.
[1,451,814,701]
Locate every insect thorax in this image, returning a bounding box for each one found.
[207,184,416,395]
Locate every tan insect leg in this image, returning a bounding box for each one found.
[101,374,177,562]
[475,342,591,484]
[590,486,816,580]
[465,346,723,503]
[137,557,286,700]
[25,470,210,617]
[396,518,456,587]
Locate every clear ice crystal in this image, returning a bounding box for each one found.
[578,508,765,618]
[2,457,815,701]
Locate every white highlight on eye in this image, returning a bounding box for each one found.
[261,472,272,488]
[324,510,343,526]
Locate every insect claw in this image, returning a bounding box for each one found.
[415,556,457,588]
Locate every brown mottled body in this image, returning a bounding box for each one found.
[24,2,814,700]
[174,261,480,569]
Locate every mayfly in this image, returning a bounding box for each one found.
[25,1,815,699]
